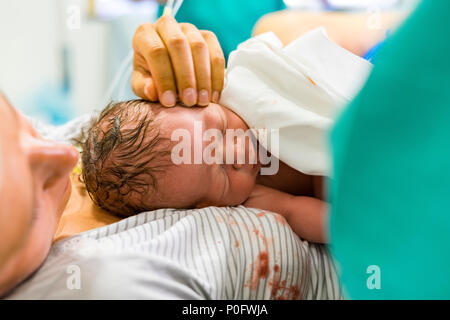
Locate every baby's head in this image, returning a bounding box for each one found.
[82,100,260,216]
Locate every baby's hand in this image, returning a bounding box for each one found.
[243,184,283,213]
[244,184,328,243]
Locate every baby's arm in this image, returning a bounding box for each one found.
[243,184,328,243]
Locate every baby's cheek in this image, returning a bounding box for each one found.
[229,171,257,204]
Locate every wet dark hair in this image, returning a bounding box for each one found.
[81,99,171,216]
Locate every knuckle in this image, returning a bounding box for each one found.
[201,30,215,39]
[180,22,195,30]
[134,24,152,43]
[158,74,175,88]
[190,40,207,52]
[136,23,152,34]
[167,35,187,49]
[147,44,167,59]
[212,55,226,68]
[156,15,171,25]
[132,23,154,50]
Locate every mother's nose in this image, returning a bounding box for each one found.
[27,138,79,186]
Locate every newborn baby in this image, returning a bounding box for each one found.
[82,100,327,243]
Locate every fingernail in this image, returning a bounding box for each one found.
[212,91,220,103]
[161,90,176,107]
[198,90,209,106]
[183,88,196,106]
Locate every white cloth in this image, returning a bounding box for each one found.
[220,28,372,176]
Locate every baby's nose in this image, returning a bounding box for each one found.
[231,135,255,170]
[223,131,258,169]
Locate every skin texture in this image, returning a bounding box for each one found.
[132,16,225,107]
[113,102,327,243]
[0,94,79,296]
[0,17,224,296]
[253,10,408,56]
[1,11,359,294]
[147,103,261,209]
[53,173,121,243]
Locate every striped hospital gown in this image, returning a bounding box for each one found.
[8,115,343,300]
[8,206,342,300]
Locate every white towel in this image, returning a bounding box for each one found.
[220,28,372,176]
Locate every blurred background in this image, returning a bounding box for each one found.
[0,0,419,125]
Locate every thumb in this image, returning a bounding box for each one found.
[131,70,158,101]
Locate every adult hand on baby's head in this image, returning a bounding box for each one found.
[131,15,225,107]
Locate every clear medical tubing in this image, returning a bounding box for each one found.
[101,0,184,106]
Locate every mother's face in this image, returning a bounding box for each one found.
[0,94,78,296]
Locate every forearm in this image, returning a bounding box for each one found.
[282,196,328,244]
[244,185,328,243]
[253,10,408,56]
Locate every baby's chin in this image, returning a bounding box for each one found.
[232,177,259,206]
